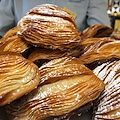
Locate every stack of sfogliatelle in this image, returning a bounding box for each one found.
[0,3,119,120]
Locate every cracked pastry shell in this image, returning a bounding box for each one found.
[0,51,40,106]
[6,57,104,120]
[17,4,81,51]
[93,60,120,120]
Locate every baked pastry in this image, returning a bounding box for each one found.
[1,27,18,42]
[110,33,120,40]
[81,24,113,39]
[93,60,120,120]
[0,51,40,106]
[28,46,81,67]
[0,27,31,57]
[0,36,30,54]
[28,48,63,67]
[81,37,112,50]
[6,57,104,120]
[79,38,120,69]
[17,4,81,51]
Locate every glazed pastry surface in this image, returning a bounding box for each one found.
[80,37,113,50]
[110,32,120,40]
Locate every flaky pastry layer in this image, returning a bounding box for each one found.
[0,52,40,106]
[17,4,81,51]
[93,60,120,119]
[0,27,30,54]
[81,24,113,39]
[79,38,120,65]
[6,57,104,120]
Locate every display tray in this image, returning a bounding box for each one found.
[0,106,92,120]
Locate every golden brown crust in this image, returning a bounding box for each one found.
[28,48,65,62]
[27,4,76,27]
[0,36,30,54]
[110,33,120,40]
[17,4,81,51]
[6,57,104,120]
[79,38,120,65]
[0,27,18,42]
[0,27,30,54]
[93,60,120,120]
[81,24,113,39]
[81,37,112,49]
[39,57,92,85]
[0,51,40,106]
[28,46,81,63]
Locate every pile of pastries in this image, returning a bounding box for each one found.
[0,4,120,120]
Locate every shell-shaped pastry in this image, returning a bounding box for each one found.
[0,52,40,106]
[0,27,18,42]
[0,27,31,56]
[28,46,81,65]
[81,24,113,39]
[81,37,113,50]
[17,4,81,51]
[93,60,120,119]
[79,38,120,65]
[0,36,30,54]
[6,57,104,120]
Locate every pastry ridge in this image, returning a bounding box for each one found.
[17,4,81,51]
[93,60,120,119]
[6,57,104,120]
[0,51,40,106]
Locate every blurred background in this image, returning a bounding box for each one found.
[107,0,120,32]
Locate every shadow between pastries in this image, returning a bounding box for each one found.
[28,46,82,67]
